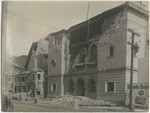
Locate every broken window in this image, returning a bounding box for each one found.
[37,91,40,95]
[109,46,114,57]
[89,78,96,93]
[51,84,57,92]
[69,80,74,92]
[90,44,97,62]
[106,82,115,92]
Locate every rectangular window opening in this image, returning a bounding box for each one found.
[37,74,41,80]
[37,91,40,95]
[51,84,57,92]
[106,82,115,93]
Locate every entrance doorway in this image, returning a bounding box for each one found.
[77,78,85,96]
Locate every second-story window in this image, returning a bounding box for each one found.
[37,74,41,80]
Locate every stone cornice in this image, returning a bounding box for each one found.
[64,67,138,77]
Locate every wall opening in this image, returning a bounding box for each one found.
[69,80,74,92]
[77,78,85,96]
[89,78,96,93]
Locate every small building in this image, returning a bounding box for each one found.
[13,38,48,98]
[34,69,47,98]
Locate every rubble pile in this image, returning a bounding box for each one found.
[38,94,116,107]
[11,92,28,100]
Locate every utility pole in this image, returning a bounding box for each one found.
[127,28,140,111]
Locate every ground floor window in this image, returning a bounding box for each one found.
[37,91,40,95]
[51,83,57,92]
[105,82,115,93]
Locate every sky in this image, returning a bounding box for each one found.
[5,1,147,56]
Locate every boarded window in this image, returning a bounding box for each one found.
[106,82,114,92]
[89,78,96,93]
[69,80,74,92]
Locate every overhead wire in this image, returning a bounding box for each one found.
[7,10,88,38]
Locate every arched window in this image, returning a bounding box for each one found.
[89,78,96,93]
[109,46,114,57]
[90,44,97,62]
[69,80,74,92]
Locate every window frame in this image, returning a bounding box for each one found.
[37,74,41,80]
[37,91,40,95]
[105,81,116,93]
[51,83,57,92]
[108,45,115,58]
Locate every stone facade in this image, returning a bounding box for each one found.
[47,29,70,98]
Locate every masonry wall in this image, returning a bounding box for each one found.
[28,54,48,73]
[47,31,69,97]
[64,69,126,102]
[48,36,63,75]
[27,38,48,73]
[64,73,97,99]
[47,76,61,98]
[98,8,127,70]
[96,70,126,103]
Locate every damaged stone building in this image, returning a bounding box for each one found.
[13,38,48,98]
[47,1,149,104]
